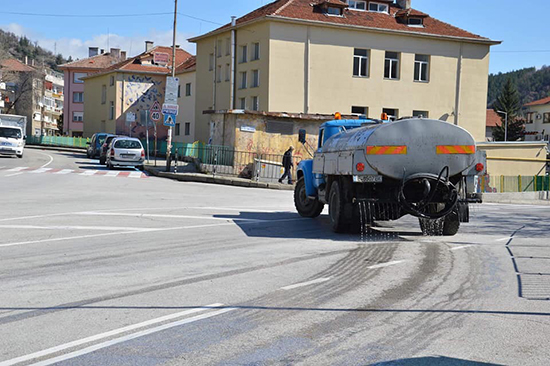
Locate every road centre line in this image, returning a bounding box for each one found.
[0,304,227,366]
[281,277,332,290]
[0,218,305,249]
[0,225,156,232]
[77,212,266,222]
[367,260,406,269]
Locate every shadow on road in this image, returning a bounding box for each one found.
[371,356,503,365]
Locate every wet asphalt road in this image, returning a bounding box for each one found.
[0,148,549,366]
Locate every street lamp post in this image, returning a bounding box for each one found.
[496,110,508,142]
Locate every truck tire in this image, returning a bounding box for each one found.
[294,178,324,218]
[442,211,460,236]
[328,181,348,233]
[419,212,460,236]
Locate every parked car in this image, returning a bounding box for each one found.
[106,137,145,170]
[99,135,124,165]
[87,133,112,159]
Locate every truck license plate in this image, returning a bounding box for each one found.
[353,175,383,183]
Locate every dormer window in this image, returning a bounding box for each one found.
[348,0,367,11]
[327,6,343,16]
[408,17,424,26]
[369,2,389,13]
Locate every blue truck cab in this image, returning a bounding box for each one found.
[297,118,377,198]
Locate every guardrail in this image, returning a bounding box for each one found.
[27,135,90,148]
[477,175,550,193]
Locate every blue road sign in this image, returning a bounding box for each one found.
[163,113,176,127]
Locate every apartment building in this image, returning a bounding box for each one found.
[82,43,194,142]
[41,69,64,135]
[523,96,550,144]
[59,47,127,137]
[190,0,500,143]
[175,56,196,143]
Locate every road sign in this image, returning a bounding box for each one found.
[150,101,161,122]
[163,113,176,127]
[165,77,179,105]
[154,52,169,66]
[162,103,179,116]
[126,112,136,123]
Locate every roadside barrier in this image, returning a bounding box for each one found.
[477,175,550,193]
[27,135,90,148]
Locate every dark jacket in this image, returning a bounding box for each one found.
[282,150,293,169]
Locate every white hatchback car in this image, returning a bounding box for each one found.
[106,137,145,170]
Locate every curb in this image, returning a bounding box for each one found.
[26,145,88,154]
[144,166,294,191]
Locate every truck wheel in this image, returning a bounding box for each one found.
[419,212,460,236]
[328,181,348,233]
[294,178,324,218]
[442,211,460,236]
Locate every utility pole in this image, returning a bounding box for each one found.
[165,0,177,171]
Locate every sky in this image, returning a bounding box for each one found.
[0,0,548,74]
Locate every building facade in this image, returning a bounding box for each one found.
[83,44,194,144]
[190,0,500,143]
[523,96,550,145]
[175,56,196,144]
[59,47,126,137]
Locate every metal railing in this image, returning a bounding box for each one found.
[477,175,550,193]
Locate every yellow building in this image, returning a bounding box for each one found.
[83,43,194,143]
[190,0,500,143]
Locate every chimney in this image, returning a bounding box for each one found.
[25,56,28,65]
[31,59,35,66]
[110,48,121,58]
[88,47,99,57]
[175,45,180,49]
[145,41,154,52]
[120,51,127,60]
[397,0,411,9]
[100,49,105,54]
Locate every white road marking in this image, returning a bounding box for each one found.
[38,152,54,168]
[450,245,473,251]
[105,171,119,177]
[26,308,235,366]
[5,172,23,177]
[53,169,73,175]
[128,171,143,178]
[0,304,225,366]
[29,168,52,174]
[187,206,294,213]
[0,218,304,249]
[5,167,27,172]
[281,277,332,290]
[0,225,158,232]
[496,237,511,242]
[368,260,406,269]
[80,170,98,176]
[78,212,265,222]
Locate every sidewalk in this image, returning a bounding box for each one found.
[144,165,294,191]
[483,192,550,205]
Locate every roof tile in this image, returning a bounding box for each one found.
[525,96,550,107]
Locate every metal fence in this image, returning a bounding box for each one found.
[477,175,550,193]
[175,144,303,182]
[27,135,90,148]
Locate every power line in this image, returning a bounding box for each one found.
[177,12,224,26]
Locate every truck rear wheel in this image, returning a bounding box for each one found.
[419,211,460,236]
[328,181,348,233]
[294,178,324,218]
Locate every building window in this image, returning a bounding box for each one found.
[73,111,84,122]
[225,64,230,82]
[526,112,534,124]
[109,75,115,86]
[383,108,398,121]
[240,45,248,63]
[225,38,231,56]
[175,123,180,136]
[217,40,223,57]
[326,7,342,16]
[217,65,222,82]
[384,51,400,80]
[101,85,106,104]
[209,54,214,71]
[414,54,430,82]
[185,83,192,96]
[352,106,368,116]
[73,92,84,103]
[251,96,259,111]
[544,113,550,124]
[251,42,260,61]
[185,122,190,136]
[239,97,246,110]
[369,2,389,13]
[408,18,424,26]
[251,70,260,88]
[348,0,367,10]
[239,72,247,89]
[413,110,429,118]
[73,72,87,83]
[109,101,114,120]
[353,49,369,77]
[178,85,181,98]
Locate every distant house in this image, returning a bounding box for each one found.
[59,48,127,137]
[486,109,501,141]
[523,96,550,143]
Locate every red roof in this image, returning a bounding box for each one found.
[0,59,35,72]
[176,56,196,74]
[59,52,124,70]
[525,96,550,107]
[191,0,497,43]
[486,109,501,127]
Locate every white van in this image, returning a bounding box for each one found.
[0,125,25,158]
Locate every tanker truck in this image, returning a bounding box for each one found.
[294,116,486,236]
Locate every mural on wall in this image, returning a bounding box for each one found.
[116,74,169,140]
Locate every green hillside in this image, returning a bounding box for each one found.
[488,66,550,107]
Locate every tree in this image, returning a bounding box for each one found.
[492,78,524,141]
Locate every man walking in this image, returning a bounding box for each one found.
[279,146,294,184]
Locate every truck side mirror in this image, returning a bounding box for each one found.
[298,129,306,144]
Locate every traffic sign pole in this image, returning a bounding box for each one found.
[166,0,178,172]
[145,111,150,163]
